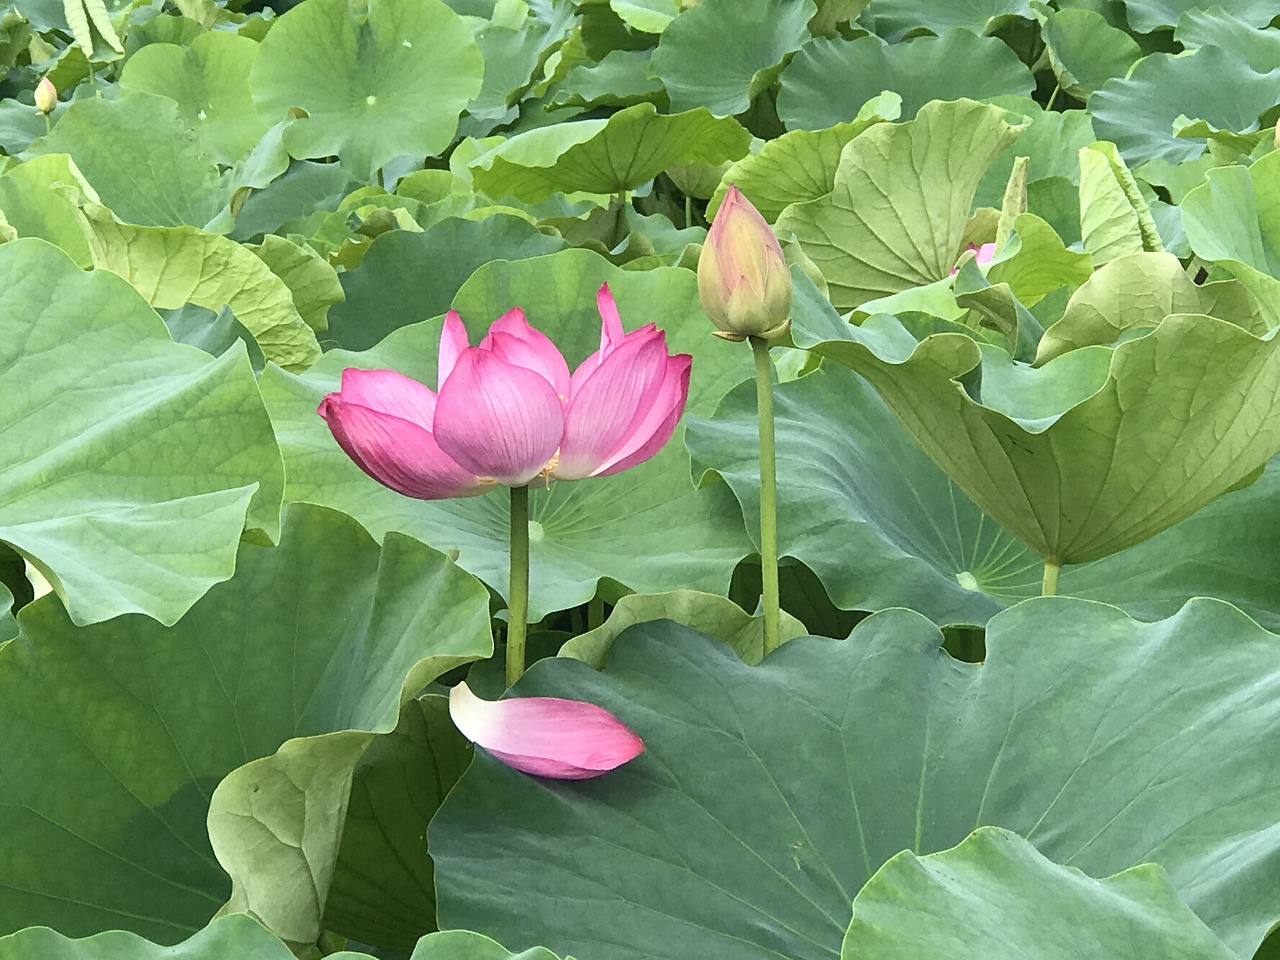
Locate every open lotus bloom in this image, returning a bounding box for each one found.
[317,284,692,499]
[449,680,644,779]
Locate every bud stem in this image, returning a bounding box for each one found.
[507,484,530,687]
[751,335,781,656]
[1041,558,1061,597]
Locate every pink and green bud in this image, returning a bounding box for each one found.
[448,681,644,780]
[34,77,57,116]
[697,185,792,341]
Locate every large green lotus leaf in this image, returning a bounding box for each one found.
[249,0,483,180]
[1121,0,1277,31]
[976,108,1095,206]
[0,504,490,942]
[324,696,469,952]
[1078,140,1164,266]
[246,235,346,334]
[984,212,1092,307]
[0,915,559,959]
[30,92,231,230]
[649,0,815,116]
[1034,4,1141,101]
[259,249,753,622]
[326,214,566,351]
[688,365,1028,624]
[776,99,1023,311]
[231,161,360,242]
[0,238,281,626]
[553,49,669,111]
[119,32,269,166]
[1174,7,1280,72]
[610,0,678,31]
[777,32,1034,130]
[0,153,97,266]
[861,0,1030,36]
[1091,46,1280,167]
[0,915,303,959]
[842,828,1236,960]
[467,5,575,130]
[792,270,1280,565]
[1182,150,1280,325]
[688,332,1280,628]
[80,205,322,371]
[432,599,1280,958]
[1037,251,1265,362]
[470,104,751,203]
[560,589,807,668]
[400,932,561,960]
[708,93,901,222]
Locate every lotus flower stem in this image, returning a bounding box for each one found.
[751,335,781,655]
[1041,559,1060,597]
[507,484,531,687]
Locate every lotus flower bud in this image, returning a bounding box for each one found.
[698,185,792,341]
[34,77,56,116]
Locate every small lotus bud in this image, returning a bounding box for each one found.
[34,77,57,116]
[697,185,792,341]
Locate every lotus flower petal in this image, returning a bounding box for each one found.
[318,390,492,500]
[331,367,438,427]
[449,680,644,780]
[480,307,572,399]
[434,348,565,485]
[556,332,691,479]
[585,353,692,478]
[438,310,470,387]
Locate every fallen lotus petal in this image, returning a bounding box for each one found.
[448,680,644,780]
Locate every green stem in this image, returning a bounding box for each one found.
[751,336,781,655]
[1041,559,1061,597]
[42,113,50,135]
[684,193,693,229]
[1045,82,1061,112]
[506,485,530,687]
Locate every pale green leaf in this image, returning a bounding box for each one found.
[842,828,1236,959]
[560,590,806,668]
[81,205,322,371]
[0,238,282,626]
[250,0,484,180]
[777,30,1034,129]
[120,32,269,165]
[471,103,750,203]
[776,99,1023,310]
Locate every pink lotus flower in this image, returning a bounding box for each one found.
[951,242,997,275]
[318,284,692,498]
[449,680,644,779]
